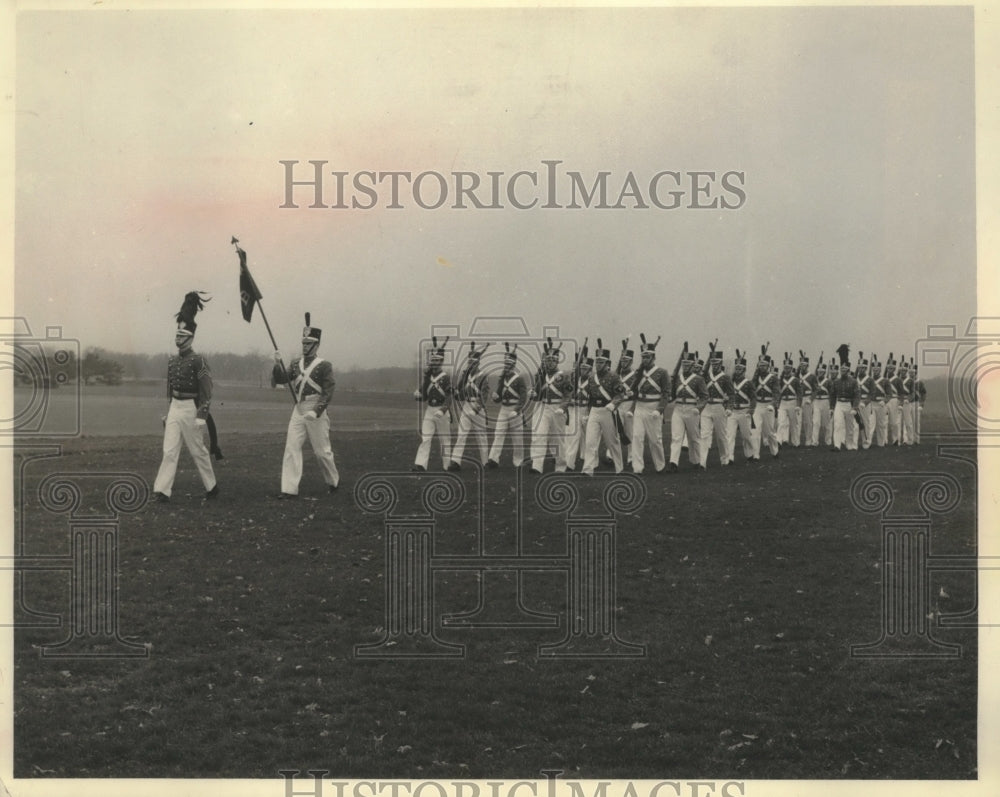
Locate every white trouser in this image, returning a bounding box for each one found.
[777,399,799,446]
[751,404,779,458]
[631,402,666,473]
[887,398,901,444]
[852,401,874,450]
[561,405,589,471]
[531,404,567,471]
[870,400,888,447]
[725,407,755,463]
[488,405,526,465]
[914,403,922,443]
[832,401,857,450]
[281,397,340,494]
[901,400,915,445]
[670,403,702,465]
[582,405,622,474]
[699,403,729,467]
[451,404,489,465]
[415,405,451,469]
[798,398,812,447]
[153,399,216,497]
[810,400,831,446]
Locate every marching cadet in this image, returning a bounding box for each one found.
[581,341,627,475]
[449,342,491,471]
[869,356,891,447]
[628,334,670,474]
[272,313,340,498]
[852,353,874,450]
[750,347,781,459]
[810,359,833,447]
[913,365,926,444]
[680,352,708,457]
[699,347,734,468]
[412,336,453,471]
[795,352,814,446]
[776,353,803,447]
[153,292,220,502]
[885,353,903,445]
[562,344,593,472]
[669,348,708,471]
[615,340,638,464]
[724,349,757,464]
[528,338,572,473]
[899,358,917,445]
[487,343,528,468]
[829,344,861,452]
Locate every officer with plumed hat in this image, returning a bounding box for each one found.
[829,344,861,451]
[152,291,219,502]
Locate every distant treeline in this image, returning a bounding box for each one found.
[12,344,972,403]
[89,348,415,392]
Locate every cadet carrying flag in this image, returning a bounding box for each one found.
[234,237,263,322]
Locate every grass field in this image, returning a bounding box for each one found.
[10,386,978,780]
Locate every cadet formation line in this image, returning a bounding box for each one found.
[150,293,926,502]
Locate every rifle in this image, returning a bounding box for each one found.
[671,340,689,399]
[705,337,720,394]
[569,337,588,426]
[462,341,490,421]
[758,341,778,420]
[734,348,756,430]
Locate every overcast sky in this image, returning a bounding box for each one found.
[14,6,977,369]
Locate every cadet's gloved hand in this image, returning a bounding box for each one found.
[304,410,318,421]
[195,418,207,428]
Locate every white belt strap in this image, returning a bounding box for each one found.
[296,357,326,402]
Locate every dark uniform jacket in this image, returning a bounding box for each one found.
[672,370,709,409]
[168,349,212,420]
[631,364,672,414]
[829,374,861,410]
[493,369,528,412]
[273,356,336,415]
[584,370,626,408]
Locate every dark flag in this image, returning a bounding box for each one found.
[234,237,263,322]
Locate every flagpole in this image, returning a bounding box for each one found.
[233,238,298,406]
